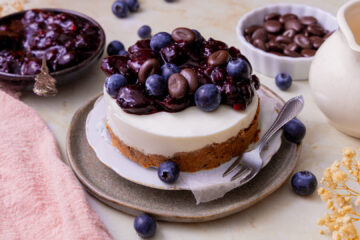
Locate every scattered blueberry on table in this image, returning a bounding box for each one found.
[112,0,176,20]
[291,171,318,196]
[107,40,125,56]
[195,84,221,112]
[284,118,306,144]
[105,74,128,97]
[138,25,152,39]
[275,73,292,90]
[112,1,128,18]
[123,0,139,12]
[158,161,180,184]
[134,214,157,238]
[145,74,167,98]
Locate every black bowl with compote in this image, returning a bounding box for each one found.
[0,8,105,91]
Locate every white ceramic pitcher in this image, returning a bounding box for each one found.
[309,0,360,138]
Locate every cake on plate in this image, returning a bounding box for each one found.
[100,27,260,172]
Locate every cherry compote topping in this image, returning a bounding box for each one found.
[101,28,260,115]
[117,84,158,114]
[0,9,101,75]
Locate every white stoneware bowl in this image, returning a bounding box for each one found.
[236,3,338,80]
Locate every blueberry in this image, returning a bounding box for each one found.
[284,118,306,144]
[291,171,317,196]
[134,214,156,238]
[275,73,292,91]
[150,32,173,51]
[194,84,221,112]
[119,49,128,56]
[158,161,179,184]
[107,40,125,56]
[138,25,152,39]
[226,58,251,80]
[161,63,181,81]
[105,74,128,98]
[192,29,202,41]
[164,0,175,2]
[112,1,128,18]
[145,74,167,98]
[123,0,139,12]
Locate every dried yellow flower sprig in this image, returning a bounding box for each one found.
[0,0,25,17]
[318,147,360,240]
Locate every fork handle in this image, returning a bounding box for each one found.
[258,95,304,150]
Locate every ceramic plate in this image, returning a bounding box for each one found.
[66,85,301,222]
[85,88,282,192]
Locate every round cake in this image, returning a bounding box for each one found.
[100,27,260,172]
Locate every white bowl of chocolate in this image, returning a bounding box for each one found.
[236,3,338,80]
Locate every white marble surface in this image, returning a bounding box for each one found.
[21,0,359,239]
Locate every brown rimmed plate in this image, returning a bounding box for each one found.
[66,85,301,222]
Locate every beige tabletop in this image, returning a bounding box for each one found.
[22,0,358,239]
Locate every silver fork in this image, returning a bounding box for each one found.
[223,95,304,183]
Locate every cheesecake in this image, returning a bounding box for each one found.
[100,27,260,172]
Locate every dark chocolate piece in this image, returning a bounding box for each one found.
[168,73,188,99]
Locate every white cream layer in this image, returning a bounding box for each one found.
[104,88,258,157]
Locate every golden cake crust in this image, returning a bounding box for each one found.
[106,101,260,172]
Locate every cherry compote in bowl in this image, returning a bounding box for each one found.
[0,8,105,93]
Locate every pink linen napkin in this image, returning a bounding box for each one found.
[0,90,113,240]
[0,80,23,99]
